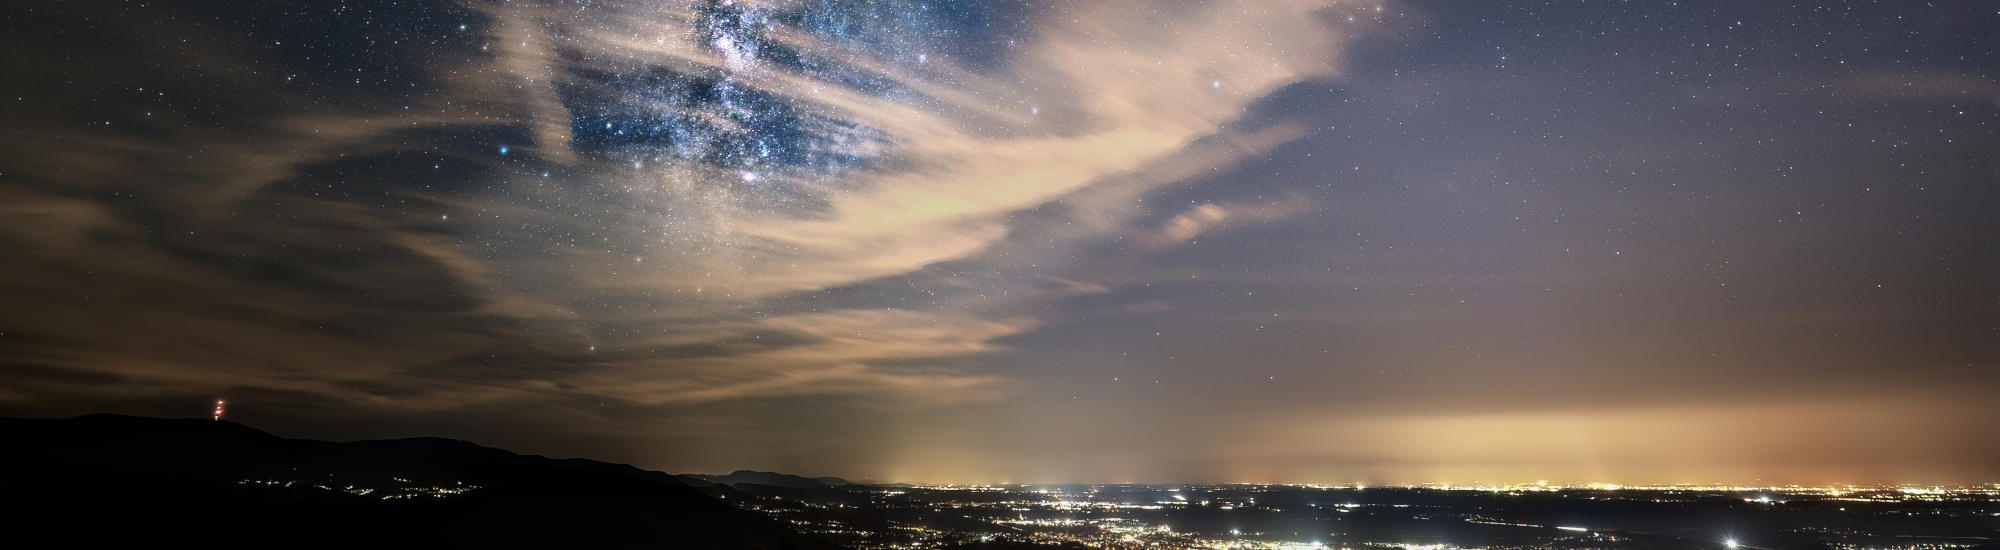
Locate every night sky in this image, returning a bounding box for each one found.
[2,0,1994,485]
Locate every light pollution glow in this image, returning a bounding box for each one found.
[0,0,1993,485]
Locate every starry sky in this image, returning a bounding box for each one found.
[1,0,1995,485]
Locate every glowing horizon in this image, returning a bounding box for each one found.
[1,0,1992,485]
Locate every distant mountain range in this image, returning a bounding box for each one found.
[682,469,853,489]
[0,414,837,548]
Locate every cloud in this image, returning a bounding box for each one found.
[576,309,1032,407]
[524,0,1386,299]
[0,0,1386,418]
[1140,195,1315,250]
[478,1,580,163]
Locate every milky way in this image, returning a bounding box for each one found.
[1,0,1994,484]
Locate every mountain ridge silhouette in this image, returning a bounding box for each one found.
[0,413,835,549]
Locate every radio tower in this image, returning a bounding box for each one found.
[212,398,226,421]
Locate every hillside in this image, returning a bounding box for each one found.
[0,414,834,549]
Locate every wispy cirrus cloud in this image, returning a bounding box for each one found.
[1140,195,1316,250]
[0,0,1386,421]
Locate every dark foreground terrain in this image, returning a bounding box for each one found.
[4,415,1995,550]
[0,414,832,549]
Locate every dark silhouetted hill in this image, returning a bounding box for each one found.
[683,469,852,489]
[0,414,834,549]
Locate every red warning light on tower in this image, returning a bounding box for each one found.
[212,399,226,421]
